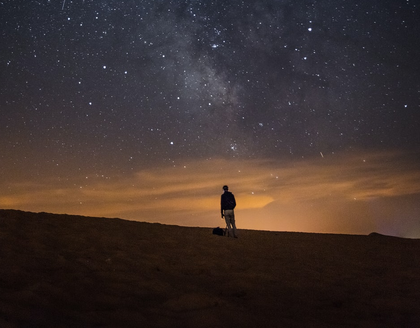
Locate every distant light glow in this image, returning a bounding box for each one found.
[0,1,418,237]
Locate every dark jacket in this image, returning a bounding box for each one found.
[221,191,236,216]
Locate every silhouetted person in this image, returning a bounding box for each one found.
[221,185,237,238]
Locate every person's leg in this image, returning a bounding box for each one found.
[231,214,237,238]
[224,210,234,237]
[224,218,230,236]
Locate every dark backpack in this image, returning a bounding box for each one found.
[212,227,225,236]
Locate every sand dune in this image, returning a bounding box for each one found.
[1,209,420,327]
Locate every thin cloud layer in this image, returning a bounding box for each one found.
[1,150,420,237]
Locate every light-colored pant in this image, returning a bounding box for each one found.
[224,209,237,237]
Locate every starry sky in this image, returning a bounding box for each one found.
[1,0,420,237]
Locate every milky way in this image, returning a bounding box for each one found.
[2,0,418,170]
[1,1,420,235]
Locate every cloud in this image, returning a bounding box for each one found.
[1,150,420,237]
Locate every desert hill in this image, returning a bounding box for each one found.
[1,209,420,327]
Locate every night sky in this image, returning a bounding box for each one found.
[1,0,420,237]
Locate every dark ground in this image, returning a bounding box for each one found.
[1,209,420,327]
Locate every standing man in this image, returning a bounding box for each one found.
[221,185,238,238]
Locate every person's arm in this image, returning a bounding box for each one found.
[221,195,224,217]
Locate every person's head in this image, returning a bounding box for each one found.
[223,185,229,191]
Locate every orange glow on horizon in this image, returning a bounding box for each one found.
[1,150,420,237]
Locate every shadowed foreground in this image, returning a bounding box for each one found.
[1,210,420,327]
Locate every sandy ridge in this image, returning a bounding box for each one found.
[1,209,420,327]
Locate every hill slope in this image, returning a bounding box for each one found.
[1,210,420,327]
